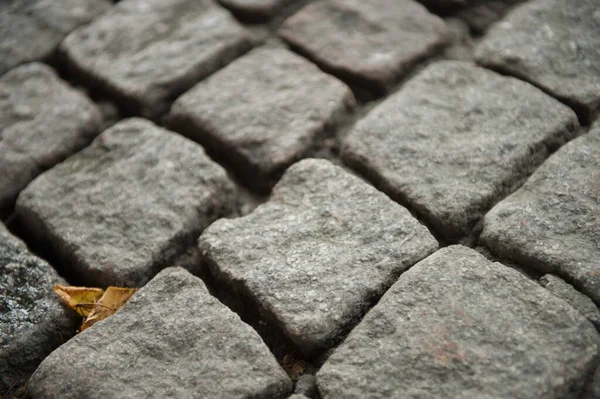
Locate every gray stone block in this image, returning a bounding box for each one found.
[317,246,600,399]
[0,63,103,215]
[199,159,438,356]
[60,0,254,119]
[16,118,236,287]
[0,0,111,75]
[540,274,600,331]
[28,267,293,399]
[279,0,448,92]
[168,47,355,191]
[1,223,78,391]
[342,60,579,242]
[475,0,600,123]
[481,128,600,305]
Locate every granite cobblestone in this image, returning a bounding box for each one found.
[1,0,599,397]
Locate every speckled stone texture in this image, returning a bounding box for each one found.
[0,223,78,392]
[317,246,600,399]
[475,0,600,123]
[279,0,448,92]
[540,274,600,331]
[0,0,111,75]
[480,128,600,305]
[342,61,579,242]
[60,0,254,119]
[16,118,236,288]
[0,63,103,216]
[199,159,438,356]
[28,267,292,399]
[218,0,292,20]
[168,47,355,191]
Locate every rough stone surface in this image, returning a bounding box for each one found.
[481,128,600,305]
[540,274,600,331]
[0,222,78,391]
[16,118,236,288]
[279,0,448,92]
[60,0,254,119]
[168,47,355,191]
[199,159,438,356]
[0,0,111,75]
[0,63,103,216]
[475,0,600,123]
[218,0,291,20]
[317,245,600,399]
[28,267,292,399]
[342,61,579,242]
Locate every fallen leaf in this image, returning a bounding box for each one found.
[54,285,138,332]
[53,285,104,317]
[283,354,306,380]
[79,287,138,332]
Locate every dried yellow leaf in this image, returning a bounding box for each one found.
[53,285,104,317]
[79,287,138,332]
[53,285,138,332]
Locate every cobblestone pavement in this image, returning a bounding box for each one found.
[1,0,599,398]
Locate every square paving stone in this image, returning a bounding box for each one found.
[317,245,600,399]
[475,0,600,123]
[342,60,579,242]
[60,0,255,119]
[168,47,355,192]
[28,267,293,399]
[0,63,103,216]
[218,0,292,21]
[199,159,438,357]
[278,0,448,92]
[480,127,600,305]
[16,118,236,288]
[0,0,111,75]
[1,222,78,392]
